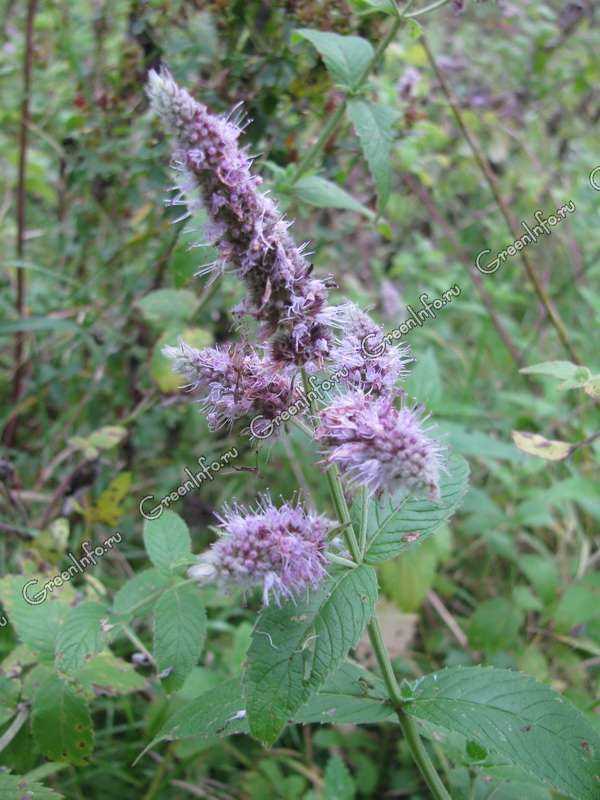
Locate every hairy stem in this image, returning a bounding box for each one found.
[299,369,450,799]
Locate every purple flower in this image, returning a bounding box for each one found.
[163,340,298,432]
[328,304,411,396]
[189,498,333,605]
[147,69,334,367]
[315,390,444,500]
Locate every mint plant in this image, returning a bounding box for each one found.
[136,55,600,799]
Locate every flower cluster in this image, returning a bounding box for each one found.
[329,303,411,396]
[163,340,298,433]
[315,390,444,500]
[188,498,333,605]
[147,69,334,367]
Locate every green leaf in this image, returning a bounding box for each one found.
[324,755,355,800]
[0,676,21,725]
[136,289,199,328]
[295,661,394,725]
[0,774,64,799]
[294,29,373,90]
[520,361,584,382]
[151,326,212,393]
[153,583,207,692]
[0,317,82,336]
[404,666,600,800]
[467,598,523,652]
[293,175,374,218]
[136,677,248,763]
[347,99,397,210]
[112,568,171,618]
[244,565,378,746]
[75,652,146,695]
[355,453,469,564]
[0,575,68,659]
[143,511,192,572]
[55,602,108,673]
[31,674,94,766]
[86,425,127,450]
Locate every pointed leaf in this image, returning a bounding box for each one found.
[0,774,63,799]
[153,583,207,692]
[55,602,108,673]
[31,674,94,765]
[143,511,192,572]
[354,453,469,564]
[404,666,600,800]
[347,99,398,210]
[0,575,68,659]
[244,565,378,745]
[75,651,146,695]
[112,567,171,618]
[294,29,373,89]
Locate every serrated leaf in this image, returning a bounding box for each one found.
[324,755,355,800]
[294,29,373,89]
[136,677,248,763]
[354,453,469,564]
[0,774,63,799]
[347,99,397,210]
[293,175,374,218]
[31,674,94,766]
[295,661,393,725]
[0,675,20,725]
[75,651,146,695]
[143,511,192,572]
[112,567,171,618]
[0,575,68,659]
[404,666,600,800]
[519,361,584,381]
[55,602,108,673]
[153,583,207,692]
[511,431,572,461]
[244,565,378,746]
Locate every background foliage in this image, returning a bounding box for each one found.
[0,0,598,797]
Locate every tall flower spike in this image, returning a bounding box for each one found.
[315,390,444,500]
[328,303,411,396]
[162,340,299,433]
[188,498,333,605]
[147,68,334,367]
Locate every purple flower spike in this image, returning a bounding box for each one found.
[315,390,444,500]
[190,498,333,605]
[147,68,334,367]
[162,340,298,432]
[329,303,411,396]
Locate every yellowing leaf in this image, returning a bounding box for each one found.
[511,431,572,461]
[91,472,131,526]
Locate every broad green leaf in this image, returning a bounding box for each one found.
[0,675,21,725]
[136,288,198,328]
[404,666,600,800]
[324,755,355,800]
[153,583,207,692]
[112,567,171,618]
[55,602,108,673]
[76,651,146,695]
[143,511,192,572]
[511,431,572,461]
[295,661,394,725]
[136,677,248,762]
[294,29,373,89]
[244,565,378,746]
[31,674,94,766]
[0,774,63,799]
[0,575,68,659]
[354,453,469,564]
[518,555,559,604]
[520,361,587,383]
[293,175,374,218]
[347,99,398,210]
[379,537,439,612]
[553,576,600,633]
[467,598,523,652]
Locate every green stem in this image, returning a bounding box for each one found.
[405,0,452,18]
[291,12,406,183]
[299,367,450,798]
